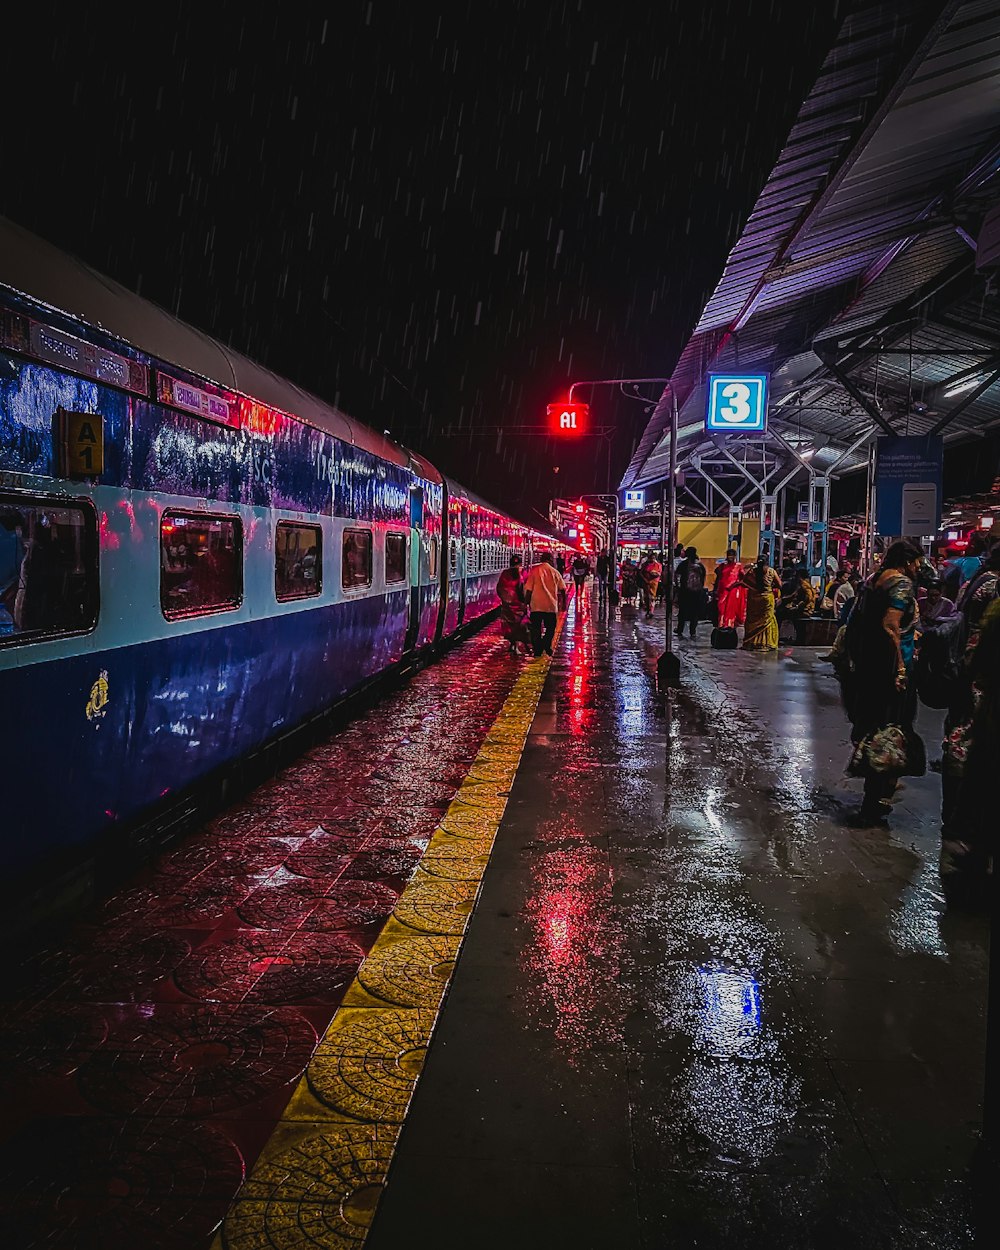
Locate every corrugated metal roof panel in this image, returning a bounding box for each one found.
[623,0,1000,494]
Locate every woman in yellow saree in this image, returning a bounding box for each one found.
[739,554,781,651]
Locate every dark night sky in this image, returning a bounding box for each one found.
[3,2,849,523]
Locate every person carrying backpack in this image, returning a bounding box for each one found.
[675,547,706,639]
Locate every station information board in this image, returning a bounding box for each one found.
[706,374,769,433]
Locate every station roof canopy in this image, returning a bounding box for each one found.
[622,0,1000,496]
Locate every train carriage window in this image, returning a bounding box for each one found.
[385,532,407,584]
[429,536,439,580]
[160,512,242,619]
[449,540,458,576]
[342,528,372,589]
[275,522,322,601]
[0,497,98,644]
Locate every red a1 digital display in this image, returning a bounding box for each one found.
[547,402,589,435]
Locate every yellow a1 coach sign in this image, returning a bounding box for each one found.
[706,374,769,433]
[54,407,104,477]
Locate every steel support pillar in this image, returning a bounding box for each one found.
[776,490,786,570]
[863,444,877,575]
[807,475,831,593]
[760,495,778,567]
[727,506,743,558]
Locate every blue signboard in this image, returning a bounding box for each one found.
[624,489,645,510]
[706,374,769,433]
[875,435,943,537]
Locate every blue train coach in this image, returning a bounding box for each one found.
[0,219,567,889]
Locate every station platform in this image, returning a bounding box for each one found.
[1,591,991,1247]
[368,598,989,1247]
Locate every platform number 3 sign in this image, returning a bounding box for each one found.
[705,375,769,433]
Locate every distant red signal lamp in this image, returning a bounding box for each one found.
[547,402,589,435]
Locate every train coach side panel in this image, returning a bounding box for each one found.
[0,594,400,878]
[463,572,501,622]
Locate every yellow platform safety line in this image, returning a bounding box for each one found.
[217,643,556,1250]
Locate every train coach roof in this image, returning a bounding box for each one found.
[441,474,573,547]
[0,217,441,482]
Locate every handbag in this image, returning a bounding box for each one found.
[847,724,926,779]
[942,721,973,776]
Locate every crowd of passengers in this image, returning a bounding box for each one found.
[496,533,999,901]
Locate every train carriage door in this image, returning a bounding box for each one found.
[405,487,423,651]
[458,505,469,624]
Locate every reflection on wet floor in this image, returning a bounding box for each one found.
[370,593,990,1248]
[0,626,524,1249]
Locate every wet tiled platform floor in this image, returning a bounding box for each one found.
[0,625,527,1249]
[370,595,991,1247]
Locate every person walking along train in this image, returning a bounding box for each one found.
[496,553,530,657]
[571,552,591,602]
[595,550,610,607]
[523,551,567,657]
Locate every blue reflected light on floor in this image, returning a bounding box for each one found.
[696,966,762,1052]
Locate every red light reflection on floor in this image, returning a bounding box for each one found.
[1,624,523,1248]
[566,596,593,735]
[523,846,623,1059]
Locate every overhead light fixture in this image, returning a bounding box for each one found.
[942,376,984,398]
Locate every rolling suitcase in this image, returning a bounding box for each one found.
[711,626,738,650]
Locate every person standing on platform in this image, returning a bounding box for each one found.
[674,547,706,639]
[739,554,781,651]
[620,555,639,605]
[595,550,610,606]
[777,565,817,644]
[714,548,745,629]
[523,551,567,657]
[917,576,959,633]
[840,540,924,827]
[570,552,591,601]
[941,532,987,601]
[495,553,529,657]
[638,550,662,618]
[941,591,1000,892]
[828,569,852,618]
[940,544,1000,864]
[656,552,669,605]
[672,542,686,578]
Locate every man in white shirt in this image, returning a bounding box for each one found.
[523,552,566,656]
[832,572,856,619]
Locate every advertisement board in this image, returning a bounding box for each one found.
[875,435,943,537]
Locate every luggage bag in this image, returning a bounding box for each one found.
[711,626,738,649]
